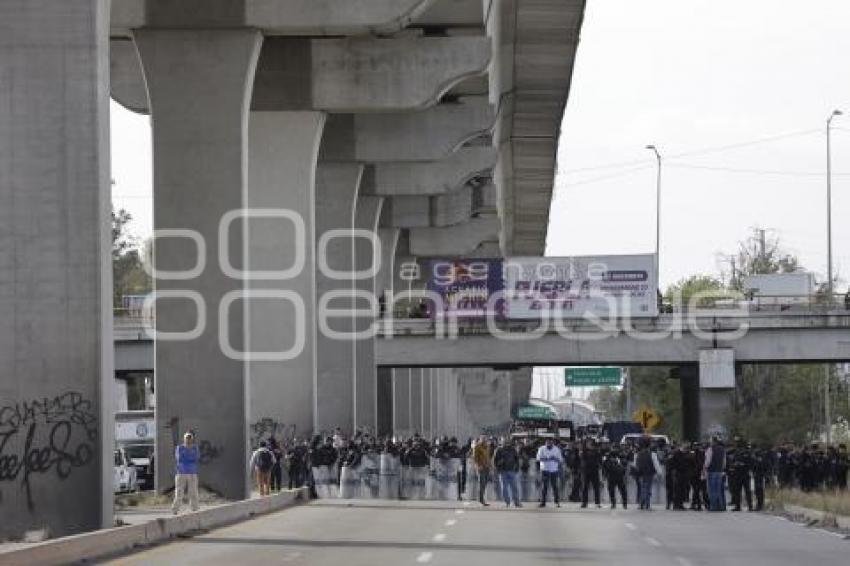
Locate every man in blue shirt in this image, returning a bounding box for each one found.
[172,431,201,514]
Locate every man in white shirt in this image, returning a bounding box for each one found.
[536,438,564,508]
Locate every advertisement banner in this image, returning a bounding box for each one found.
[425,259,504,319]
[504,255,657,319]
[115,419,155,442]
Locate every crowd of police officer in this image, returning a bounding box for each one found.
[259,430,849,509]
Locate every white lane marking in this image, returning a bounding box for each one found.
[433,533,447,542]
[445,519,457,526]
[644,537,662,547]
[624,522,637,531]
[455,509,465,515]
[676,557,693,566]
[463,501,471,507]
[417,552,434,563]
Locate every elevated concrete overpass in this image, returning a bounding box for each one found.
[376,313,850,366]
[377,310,850,441]
[2,0,586,540]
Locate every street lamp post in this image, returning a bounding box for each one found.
[646,145,662,295]
[827,109,842,305]
[825,109,841,445]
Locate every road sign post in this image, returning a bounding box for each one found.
[632,407,662,432]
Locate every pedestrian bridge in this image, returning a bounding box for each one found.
[375,311,850,367]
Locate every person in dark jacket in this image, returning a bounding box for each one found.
[493,438,522,508]
[727,439,753,512]
[580,440,602,508]
[752,446,770,511]
[602,448,628,509]
[633,437,662,510]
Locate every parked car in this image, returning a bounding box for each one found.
[114,447,138,493]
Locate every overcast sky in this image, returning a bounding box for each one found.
[111,0,850,292]
[549,0,850,291]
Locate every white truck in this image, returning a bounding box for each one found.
[742,272,814,310]
[114,447,138,493]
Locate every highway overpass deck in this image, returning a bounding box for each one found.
[375,312,850,367]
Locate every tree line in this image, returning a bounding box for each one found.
[588,227,850,445]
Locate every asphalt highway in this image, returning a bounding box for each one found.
[98,499,850,566]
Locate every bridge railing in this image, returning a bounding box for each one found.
[379,293,850,337]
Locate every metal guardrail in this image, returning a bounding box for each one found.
[112,294,850,339]
[378,295,850,337]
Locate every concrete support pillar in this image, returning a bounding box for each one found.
[0,0,112,539]
[353,195,383,433]
[678,365,700,442]
[410,368,423,435]
[432,369,440,438]
[136,29,263,499]
[376,367,393,438]
[393,368,412,436]
[246,111,325,444]
[315,163,362,434]
[435,370,443,438]
[696,351,737,440]
[422,368,432,437]
[699,389,734,440]
[376,228,401,308]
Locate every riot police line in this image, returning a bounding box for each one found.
[250,431,850,509]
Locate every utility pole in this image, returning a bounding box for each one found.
[646,145,662,292]
[827,110,842,306]
[825,364,832,445]
[824,109,842,444]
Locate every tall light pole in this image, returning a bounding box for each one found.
[825,109,841,445]
[646,145,662,294]
[827,110,842,305]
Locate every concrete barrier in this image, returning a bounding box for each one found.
[0,488,307,566]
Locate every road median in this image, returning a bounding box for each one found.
[0,488,307,566]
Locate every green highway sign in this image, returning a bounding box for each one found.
[516,405,556,419]
[564,367,622,387]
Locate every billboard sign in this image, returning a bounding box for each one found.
[504,254,657,319]
[425,259,504,319]
[116,418,155,442]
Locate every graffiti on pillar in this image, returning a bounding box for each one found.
[164,416,181,449]
[0,391,97,510]
[198,440,223,465]
[250,418,297,447]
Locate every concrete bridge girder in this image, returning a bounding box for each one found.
[111,0,437,36]
[371,146,498,196]
[112,35,491,114]
[311,36,491,112]
[408,216,501,257]
[388,185,474,229]
[321,96,498,163]
[376,321,850,367]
